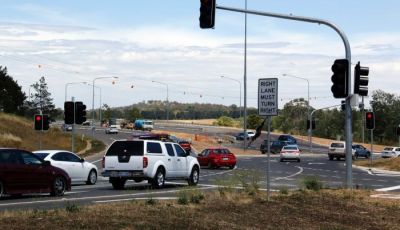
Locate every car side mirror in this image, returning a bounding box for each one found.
[198,153,203,157]
[80,158,85,163]
[43,160,51,166]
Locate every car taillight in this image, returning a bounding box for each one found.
[102,156,105,168]
[143,157,148,168]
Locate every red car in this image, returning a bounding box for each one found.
[178,140,191,152]
[0,148,71,197]
[197,147,236,169]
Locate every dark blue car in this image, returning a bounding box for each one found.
[352,144,371,159]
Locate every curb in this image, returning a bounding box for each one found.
[353,164,400,176]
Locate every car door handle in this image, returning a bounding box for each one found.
[168,159,171,161]
[177,159,181,162]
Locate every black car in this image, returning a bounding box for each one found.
[278,135,297,144]
[260,140,289,154]
[352,144,371,159]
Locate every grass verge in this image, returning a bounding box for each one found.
[0,189,399,229]
[354,157,400,171]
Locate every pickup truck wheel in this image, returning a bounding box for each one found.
[188,167,199,186]
[111,178,126,190]
[152,169,165,189]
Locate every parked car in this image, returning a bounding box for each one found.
[280,145,301,162]
[33,150,98,185]
[105,125,119,134]
[328,142,355,160]
[352,145,371,159]
[236,131,255,140]
[197,147,236,169]
[81,121,92,126]
[0,148,71,197]
[277,135,297,144]
[381,147,400,158]
[102,140,200,189]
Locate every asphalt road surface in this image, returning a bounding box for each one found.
[1,125,399,211]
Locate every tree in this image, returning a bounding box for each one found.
[28,76,56,117]
[124,106,142,122]
[0,66,26,114]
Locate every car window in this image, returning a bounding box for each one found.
[283,146,298,150]
[147,142,162,154]
[35,153,49,160]
[65,152,82,162]
[396,148,400,151]
[106,141,144,156]
[52,152,66,161]
[165,143,175,157]
[384,147,393,151]
[0,150,23,164]
[174,144,187,157]
[21,152,42,165]
[331,143,344,148]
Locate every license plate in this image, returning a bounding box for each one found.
[110,171,131,177]
[223,158,228,161]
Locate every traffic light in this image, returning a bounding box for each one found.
[341,100,346,111]
[199,0,216,29]
[396,126,400,136]
[75,101,87,125]
[331,59,349,98]
[365,112,375,130]
[307,120,316,130]
[64,101,75,124]
[34,114,43,130]
[42,114,49,130]
[354,61,369,96]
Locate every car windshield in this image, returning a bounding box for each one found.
[34,153,50,160]
[384,147,393,151]
[213,149,229,154]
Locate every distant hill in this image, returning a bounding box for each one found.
[0,112,86,151]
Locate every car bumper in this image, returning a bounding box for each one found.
[102,170,145,178]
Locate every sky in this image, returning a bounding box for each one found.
[0,0,399,111]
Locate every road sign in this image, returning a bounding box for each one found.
[258,78,278,116]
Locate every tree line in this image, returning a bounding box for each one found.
[1,66,399,145]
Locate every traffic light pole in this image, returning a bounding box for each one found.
[72,97,75,153]
[216,5,353,188]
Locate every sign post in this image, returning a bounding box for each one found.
[258,78,278,201]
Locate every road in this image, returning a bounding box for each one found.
[1,124,399,211]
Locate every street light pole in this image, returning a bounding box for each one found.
[64,81,87,101]
[243,0,248,151]
[91,76,118,138]
[282,74,311,151]
[152,80,169,120]
[220,76,242,118]
[87,84,102,125]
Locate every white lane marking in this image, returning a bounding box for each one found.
[274,166,303,181]
[375,185,400,192]
[371,194,400,199]
[65,191,88,194]
[94,197,178,203]
[0,185,214,207]
[308,163,326,165]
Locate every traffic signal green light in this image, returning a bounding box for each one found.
[75,101,87,125]
[365,112,375,130]
[354,61,369,96]
[64,101,75,124]
[199,0,216,29]
[331,59,349,98]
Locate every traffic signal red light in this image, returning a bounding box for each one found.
[64,101,75,124]
[199,0,216,29]
[365,112,375,130]
[331,59,349,98]
[34,114,42,130]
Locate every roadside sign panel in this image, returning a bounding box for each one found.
[258,78,278,116]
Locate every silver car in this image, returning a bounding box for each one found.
[381,147,400,158]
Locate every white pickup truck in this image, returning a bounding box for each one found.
[102,140,200,189]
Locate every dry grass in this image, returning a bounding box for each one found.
[0,189,399,229]
[354,157,400,171]
[0,112,86,152]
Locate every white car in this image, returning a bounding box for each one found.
[105,125,119,134]
[381,147,400,158]
[280,145,301,162]
[102,140,200,189]
[33,150,98,185]
[328,142,356,160]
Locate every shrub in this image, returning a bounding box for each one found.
[300,176,323,191]
[65,202,80,213]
